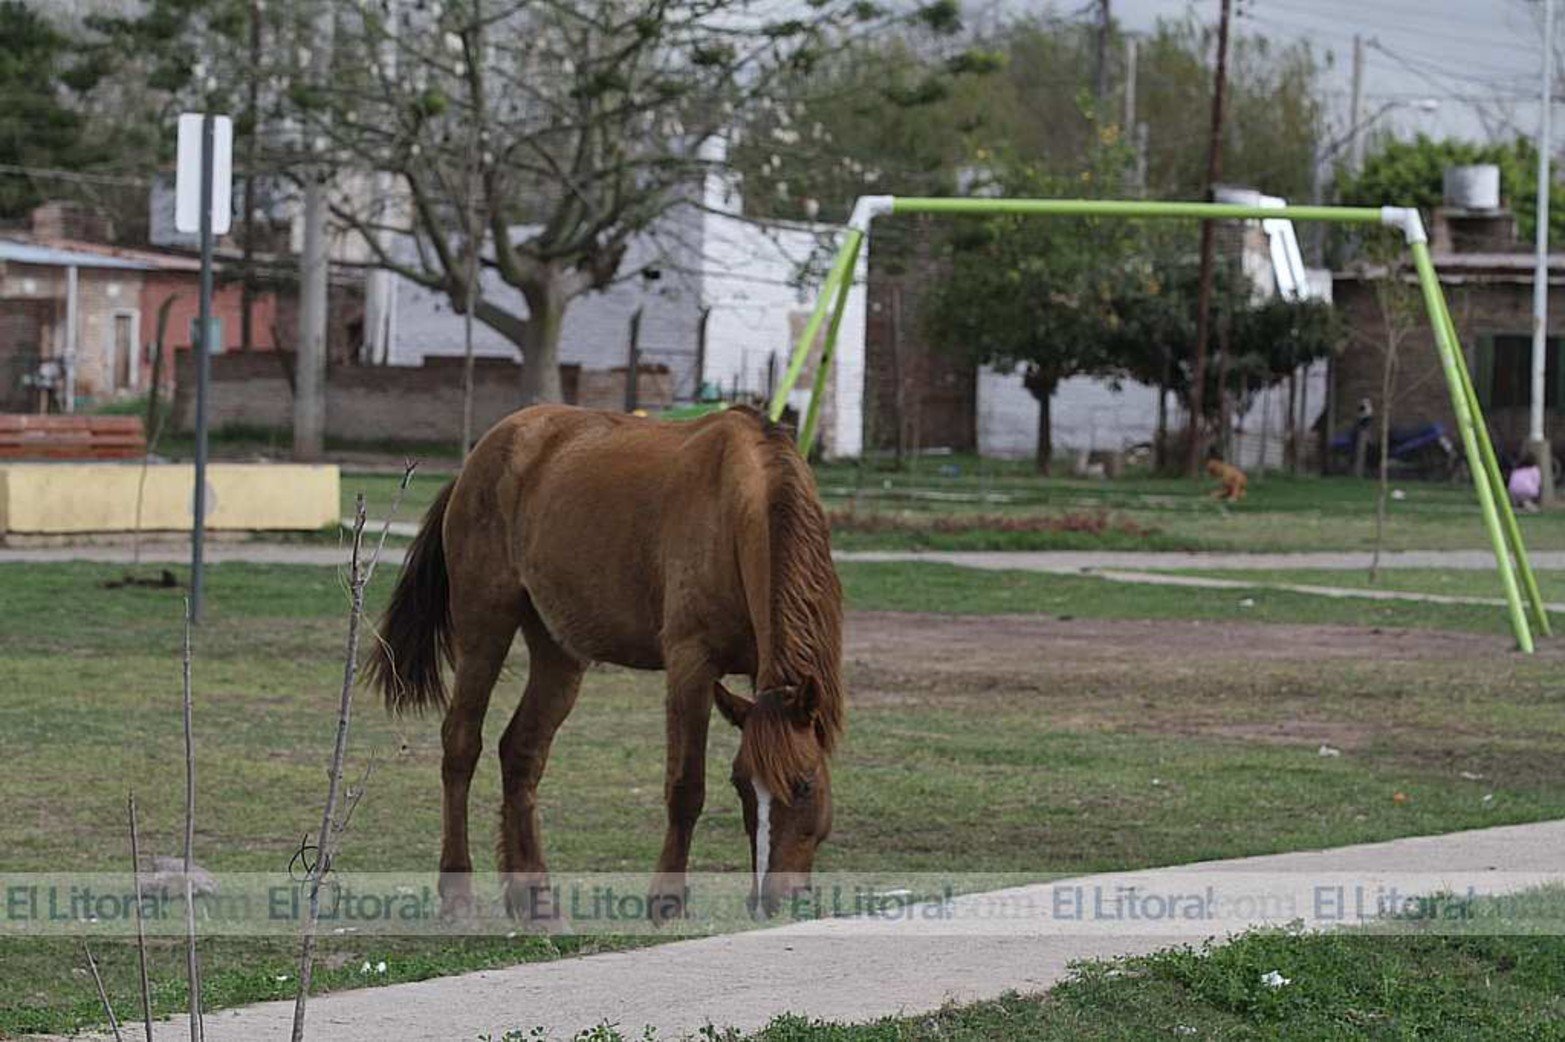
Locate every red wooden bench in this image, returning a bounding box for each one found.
[0,415,148,460]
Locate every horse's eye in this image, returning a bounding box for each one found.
[792,778,814,801]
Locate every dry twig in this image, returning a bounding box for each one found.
[128,793,154,1042]
[83,943,125,1042]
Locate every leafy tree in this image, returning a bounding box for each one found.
[1105,232,1337,470]
[1135,19,1326,203]
[730,13,1329,233]
[0,2,102,217]
[1340,134,1565,245]
[65,0,273,247]
[922,150,1145,474]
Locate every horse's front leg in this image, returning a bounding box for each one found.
[497,605,584,925]
[650,648,718,924]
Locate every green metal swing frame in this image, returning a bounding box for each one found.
[767,195,1550,653]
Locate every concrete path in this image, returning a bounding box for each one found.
[835,548,1565,572]
[6,543,1562,572]
[1,543,1547,613]
[48,819,1565,1042]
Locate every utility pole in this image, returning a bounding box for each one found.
[293,1,333,461]
[1095,0,1111,106]
[1185,0,1233,477]
[1348,35,1366,173]
[240,0,260,352]
[363,0,400,365]
[1125,35,1147,195]
[1123,34,1137,130]
[1531,0,1556,502]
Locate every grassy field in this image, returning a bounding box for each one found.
[841,560,1554,635]
[717,891,1565,1041]
[339,464,1565,554]
[4,557,1564,1034]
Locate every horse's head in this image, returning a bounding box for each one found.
[714,679,833,917]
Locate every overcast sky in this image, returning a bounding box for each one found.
[1096,0,1549,147]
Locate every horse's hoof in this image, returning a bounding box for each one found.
[438,872,476,920]
[647,888,688,926]
[503,875,572,933]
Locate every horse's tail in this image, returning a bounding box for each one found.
[367,480,456,714]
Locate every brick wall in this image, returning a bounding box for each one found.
[864,217,976,453]
[0,300,50,410]
[173,353,673,445]
[1333,273,1565,455]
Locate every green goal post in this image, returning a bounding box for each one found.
[766,195,1549,653]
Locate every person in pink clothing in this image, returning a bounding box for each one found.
[1509,452,1543,512]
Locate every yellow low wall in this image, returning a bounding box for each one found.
[0,463,340,534]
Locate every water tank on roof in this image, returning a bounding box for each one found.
[1443,165,1501,211]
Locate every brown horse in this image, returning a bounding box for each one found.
[367,404,844,921]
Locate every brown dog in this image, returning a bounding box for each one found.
[1206,457,1247,502]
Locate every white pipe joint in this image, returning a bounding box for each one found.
[1381,206,1427,245]
[848,195,895,232]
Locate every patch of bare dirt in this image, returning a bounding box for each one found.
[841,611,1559,751]
[844,611,1538,673]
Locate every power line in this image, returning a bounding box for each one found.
[0,162,151,187]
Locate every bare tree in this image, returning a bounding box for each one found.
[307,0,935,403]
[1366,255,1426,582]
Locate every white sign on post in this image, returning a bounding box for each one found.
[175,113,234,235]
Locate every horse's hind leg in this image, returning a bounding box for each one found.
[438,595,520,916]
[497,598,585,921]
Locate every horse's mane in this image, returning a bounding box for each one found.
[754,417,845,756]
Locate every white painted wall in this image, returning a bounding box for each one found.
[700,217,866,457]
[974,210,1334,468]
[384,228,706,393]
[378,149,867,456]
[978,369,1163,461]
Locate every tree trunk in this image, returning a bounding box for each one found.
[1024,369,1056,476]
[518,274,567,405]
[1035,390,1052,475]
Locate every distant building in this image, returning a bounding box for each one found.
[1333,190,1565,465]
[0,203,336,413]
[367,140,868,457]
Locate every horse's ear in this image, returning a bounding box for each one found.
[780,676,821,726]
[713,681,753,729]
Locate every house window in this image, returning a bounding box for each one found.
[1488,334,1560,409]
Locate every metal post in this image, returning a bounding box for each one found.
[1433,287,1552,635]
[191,112,215,624]
[798,233,862,456]
[64,265,78,412]
[1531,0,1556,501]
[1411,241,1533,652]
[781,193,1545,648]
[625,307,643,412]
[769,227,863,423]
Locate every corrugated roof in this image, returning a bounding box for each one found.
[0,239,155,271]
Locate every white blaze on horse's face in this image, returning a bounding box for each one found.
[713,679,834,918]
[752,778,773,897]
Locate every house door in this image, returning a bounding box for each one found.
[110,311,138,390]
